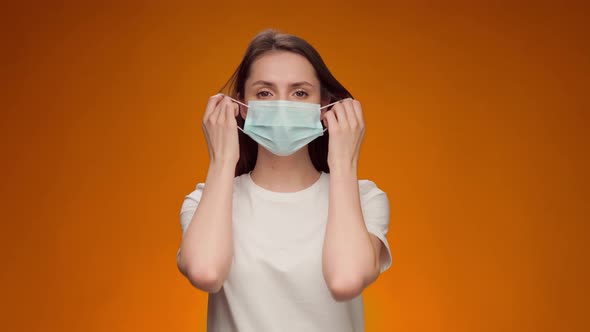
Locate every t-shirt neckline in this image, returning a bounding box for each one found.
[246,171,325,201]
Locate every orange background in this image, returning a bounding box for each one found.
[2,1,588,331]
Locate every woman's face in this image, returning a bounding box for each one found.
[240,51,328,119]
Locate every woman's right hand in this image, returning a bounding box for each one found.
[202,93,240,166]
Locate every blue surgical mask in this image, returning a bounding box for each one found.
[228,97,340,156]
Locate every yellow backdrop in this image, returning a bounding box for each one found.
[2,1,588,331]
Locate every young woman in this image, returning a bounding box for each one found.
[177,29,392,332]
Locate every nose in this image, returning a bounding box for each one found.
[274,90,290,101]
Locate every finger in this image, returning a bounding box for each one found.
[333,102,349,129]
[352,99,365,127]
[211,98,227,125]
[226,102,238,126]
[203,93,225,122]
[341,98,358,128]
[216,97,231,124]
[233,102,240,118]
[324,110,338,132]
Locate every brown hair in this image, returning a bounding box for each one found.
[219,29,353,177]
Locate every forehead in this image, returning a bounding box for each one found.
[247,51,319,85]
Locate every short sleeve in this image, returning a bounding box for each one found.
[359,179,392,273]
[177,183,205,260]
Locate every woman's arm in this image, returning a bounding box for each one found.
[177,163,235,293]
[321,98,382,301]
[322,166,382,301]
[177,94,240,293]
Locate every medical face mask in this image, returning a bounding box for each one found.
[228,97,340,156]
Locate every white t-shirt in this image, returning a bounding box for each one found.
[178,171,392,332]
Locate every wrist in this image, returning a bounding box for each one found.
[329,160,358,177]
[208,160,236,176]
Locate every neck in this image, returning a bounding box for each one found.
[250,146,321,193]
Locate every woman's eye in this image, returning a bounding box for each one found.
[294,90,308,97]
[256,91,272,98]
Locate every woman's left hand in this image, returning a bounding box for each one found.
[322,98,366,171]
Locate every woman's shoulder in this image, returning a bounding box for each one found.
[356,178,390,209]
[357,177,386,196]
[321,172,387,202]
[234,172,250,190]
[185,173,250,197]
[183,182,205,203]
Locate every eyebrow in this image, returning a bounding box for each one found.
[251,80,314,88]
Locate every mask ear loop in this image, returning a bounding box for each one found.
[320,100,343,132]
[225,96,249,133]
[320,100,341,110]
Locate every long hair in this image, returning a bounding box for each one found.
[219,29,353,177]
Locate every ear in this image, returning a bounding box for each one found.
[320,95,331,120]
[237,92,248,120]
